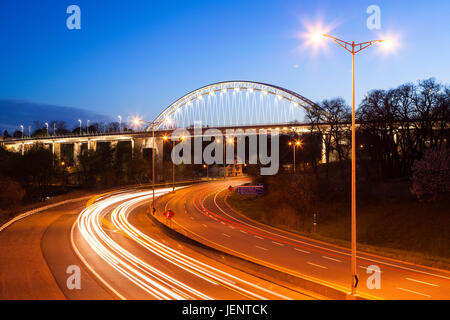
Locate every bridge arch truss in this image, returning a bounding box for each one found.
[150,81,323,131]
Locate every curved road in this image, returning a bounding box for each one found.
[0,186,311,300]
[1,181,449,299]
[156,179,450,300]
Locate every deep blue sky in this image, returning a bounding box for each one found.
[1,0,449,121]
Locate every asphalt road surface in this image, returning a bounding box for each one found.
[1,181,449,299]
[156,179,450,300]
[0,186,312,300]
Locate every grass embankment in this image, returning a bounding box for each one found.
[227,189,450,270]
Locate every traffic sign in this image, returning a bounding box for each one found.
[237,184,263,195]
[164,209,175,220]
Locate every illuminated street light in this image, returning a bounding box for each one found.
[203,164,209,179]
[78,119,82,135]
[20,125,24,139]
[45,122,49,136]
[289,140,302,173]
[118,115,122,132]
[315,32,390,296]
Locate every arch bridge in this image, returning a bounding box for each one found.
[1,81,331,170]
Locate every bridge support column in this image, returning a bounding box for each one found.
[155,138,164,182]
[321,134,327,164]
[132,138,144,158]
[53,142,61,162]
[73,142,81,166]
[87,140,96,152]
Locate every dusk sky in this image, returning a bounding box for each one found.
[1,0,449,121]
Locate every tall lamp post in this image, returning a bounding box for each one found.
[320,34,387,296]
[203,164,209,179]
[288,140,302,173]
[45,122,49,136]
[118,115,122,132]
[78,119,82,135]
[20,125,24,139]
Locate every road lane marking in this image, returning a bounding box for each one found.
[360,265,382,273]
[255,246,268,251]
[322,256,341,263]
[222,233,231,238]
[294,248,311,254]
[254,235,264,240]
[397,287,432,298]
[202,224,207,228]
[216,190,450,281]
[406,278,439,287]
[272,241,284,246]
[240,230,247,234]
[229,226,235,229]
[307,262,328,269]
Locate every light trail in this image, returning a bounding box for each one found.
[75,187,293,300]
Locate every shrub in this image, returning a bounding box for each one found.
[411,148,450,201]
[0,177,26,209]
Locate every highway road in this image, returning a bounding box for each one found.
[1,180,449,300]
[0,186,312,300]
[155,179,450,300]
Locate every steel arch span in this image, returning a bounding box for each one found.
[149,81,323,131]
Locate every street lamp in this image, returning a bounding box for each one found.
[20,125,24,139]
[118,115,122,132]
[86,120,90,134]
[203,164,209,179]
[28,126,31,138]
[222,137,233,179]
[288,140,302,173]
[318,33,388,296]
[45,122,49,136]
[78,119,82,135]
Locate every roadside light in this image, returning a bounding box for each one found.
[228,138,233,144]
[180,136,185,141]
[296,140,301,146]
[288,141,292,146]
[133,118,141,126]
[360,144,364,149]
[163,135,168,141]
[203,164,207,168]
[216,139,221,143]
[61,161,65,166]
